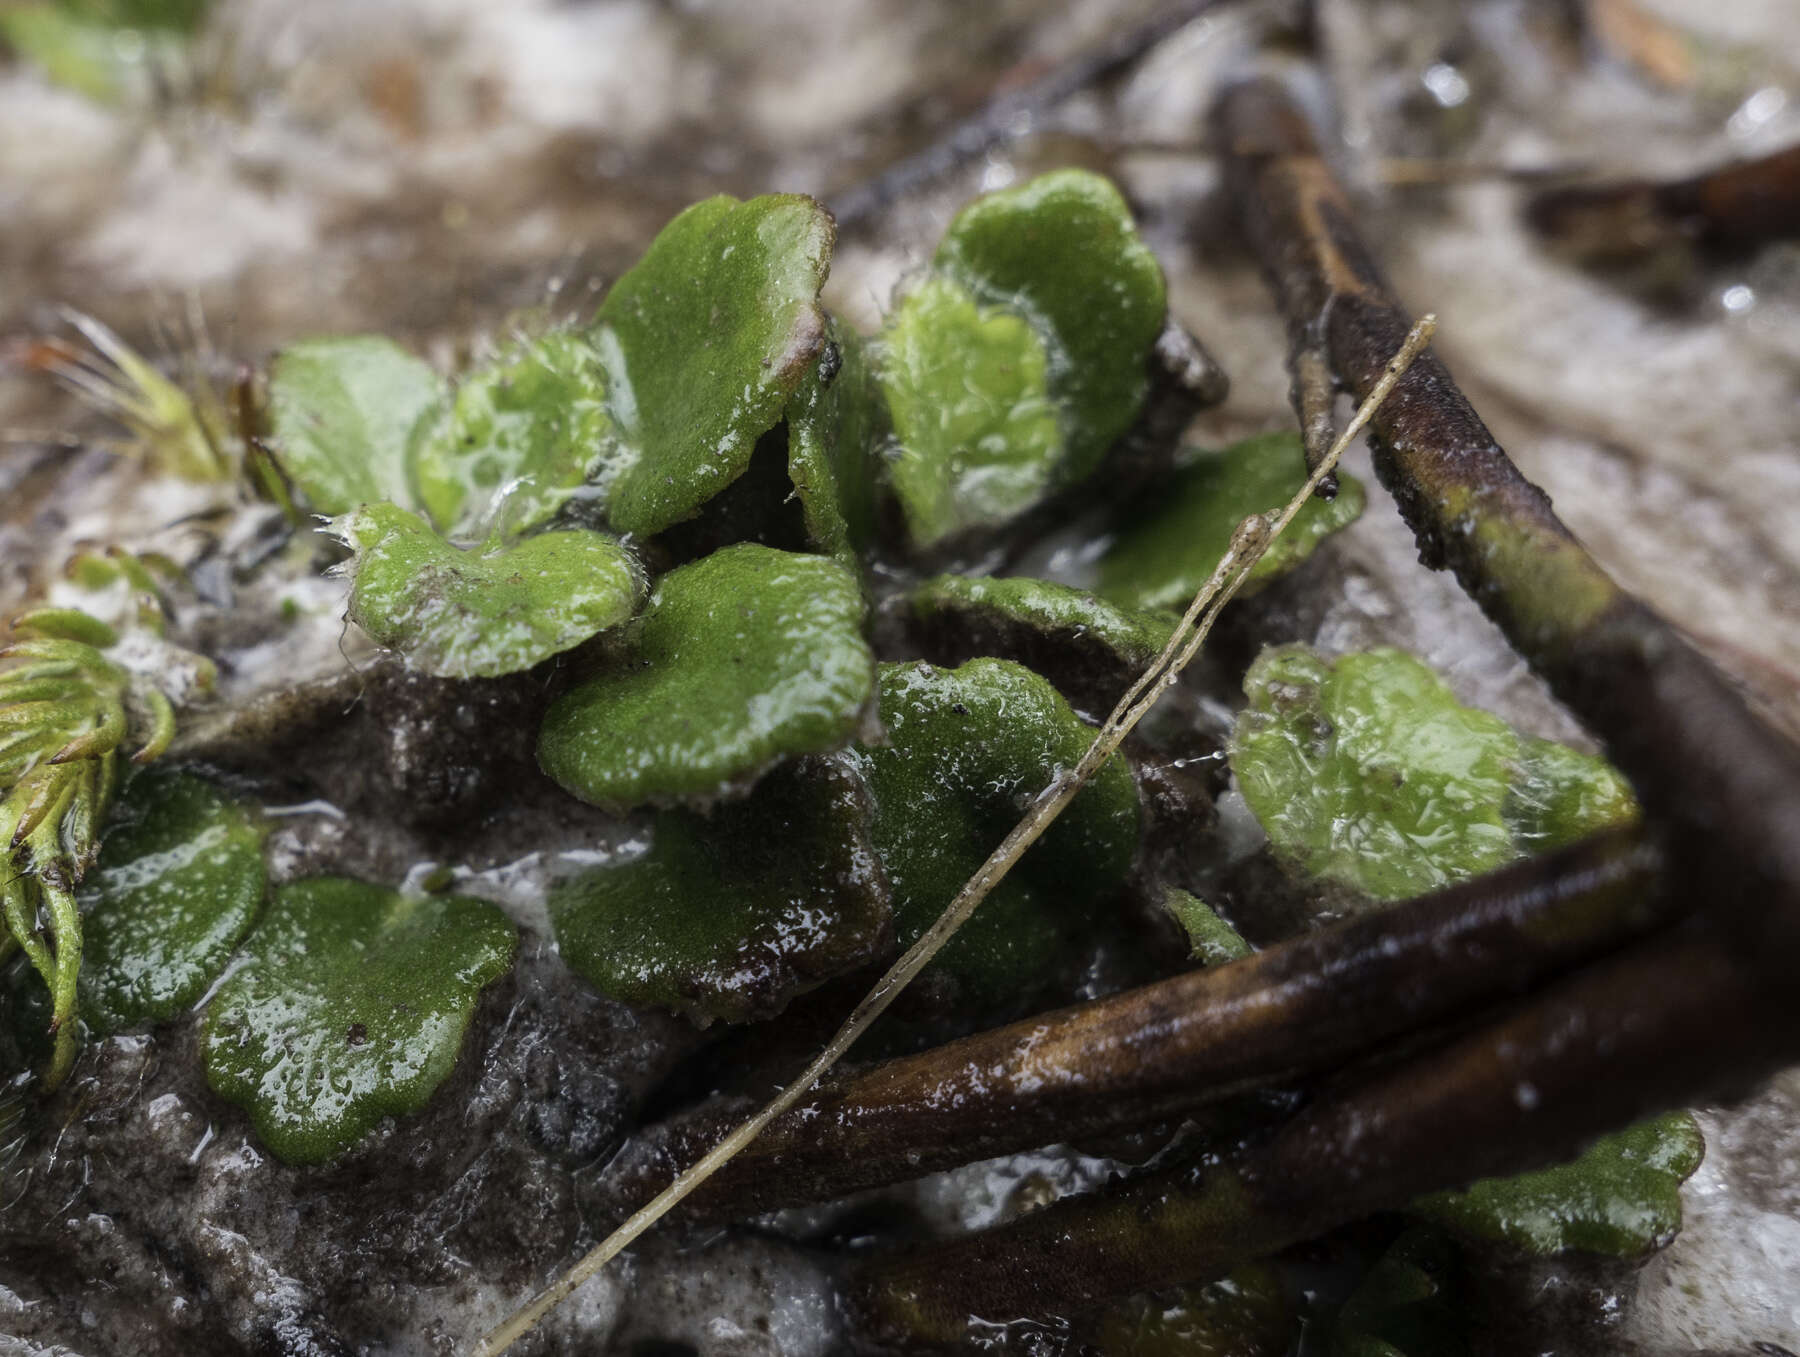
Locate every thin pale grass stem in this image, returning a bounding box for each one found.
[474,317,1438,1357]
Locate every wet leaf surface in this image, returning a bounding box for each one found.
[201,876,515,1165]
[593,193,834,539]
[409,329,609,539]
[1231,646,1635,900]
[878,170,1167,548]
[880,275,1062,546]
[1160,887,1252,968]
[1412,1112,1705,1259]
[787,323,885,566]
[338,503,641,678]
[1098,433,1367,612]
[857,658,1139,999]
[538,543,873,809]
[934,168,1166,485]
[78,770,265,1034]
[906,572,1177,691]
[268,335,444,516]
[550,754,890,1025]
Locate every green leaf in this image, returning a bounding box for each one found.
[1160,888,1252,968]
[0,1,203,102]
[549,754,890,1024]
[1094,1264,1293,1357]
[268,336,446,515]
[879,275,1063,547]
[593,194,834,539]
[1098,433,1367,612]
[1334,1227,1469,1357]
[906,573,1177,682]
[1230,647,1636,901]
[1411,1112,1705,1259]
[787,323,885,565]
[1507,735,1640,855]
[201,877,516,1165]
[538,544,874,809]
[409,329,609,538]
[67,0,210,31]
[934,168,1167,485]
[338,503,642,678]
[77,770,265,1035]
[874,170,1169,550]
[858,658,1140,999]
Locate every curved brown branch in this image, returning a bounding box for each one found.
[1211,77,1800,977]
[847,927,1799,1344]
[594,828,1666,1227]
[1527,142,1800,262]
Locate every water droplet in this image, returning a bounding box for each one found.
[1722,284,1756,314]
[980,157,1018,193]
[1421,63,1471,110]
[1514,1081,1540,1110]
[1729,86,1787,139]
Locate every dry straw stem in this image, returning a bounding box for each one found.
[473,316,1438,1357]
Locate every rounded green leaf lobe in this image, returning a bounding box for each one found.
[538,544,874,809]
[594,194,835,538]
[858,658,1140,997]
[550,755,890,1024]
[77,770,266,1035]
[1098,433,1366,612]
[201,877,516,1165]
[341,503,643,678]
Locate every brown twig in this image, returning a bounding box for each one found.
[1288,339,1340,496]
[829,0,1235,230]
[832,78,1800,1349]
[848,926,1795,1344]
[1526,142,1800,263]
[594,828,1667,1226]
[1211,77,1800,977]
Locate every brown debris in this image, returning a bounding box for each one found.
[1527,142,1800,263]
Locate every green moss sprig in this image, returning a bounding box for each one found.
[0,551,215,1084]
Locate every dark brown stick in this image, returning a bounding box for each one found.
[847,926,1799,1344]
[1527,142,1800,262]
[830,0,1233,230]
[593,828,1667,1226]
[1212,78,1800,977]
